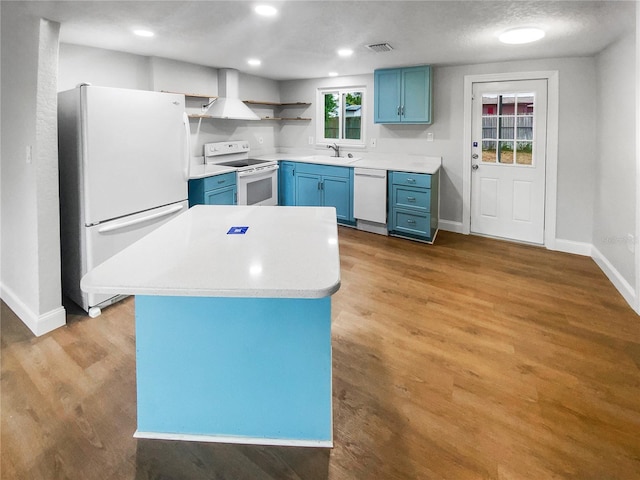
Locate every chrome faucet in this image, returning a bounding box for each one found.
[327,143,340,157]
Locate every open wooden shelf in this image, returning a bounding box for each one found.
[162,91,217,99]
[243,100,311,107]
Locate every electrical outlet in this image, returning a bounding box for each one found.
[25,145,32,164]
[370,138,377,148]
[427,132,434,142]
[308,136,314,145]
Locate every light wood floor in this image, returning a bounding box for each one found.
[2,229,640,479]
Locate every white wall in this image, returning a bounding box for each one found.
[1,4,66,335]
[593,32,637,299]
[58,45,282,158]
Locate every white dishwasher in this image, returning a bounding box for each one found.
[354,167,388,235]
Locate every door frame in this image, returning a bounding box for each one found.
[462,71,559,248]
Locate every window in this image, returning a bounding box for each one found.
[317,87,365,146]
[481,92,534,165]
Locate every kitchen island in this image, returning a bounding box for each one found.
[81,205,340,447]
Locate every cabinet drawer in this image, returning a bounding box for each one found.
[391,171,431,188]
[203,172,236,191]
[392,209,430,236]
[391,185,430,212]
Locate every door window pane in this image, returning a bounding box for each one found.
[515,141,533,165]
[482,140,497,163]
[498,141,514,164]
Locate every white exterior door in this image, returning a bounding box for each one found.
[471,80,547,244]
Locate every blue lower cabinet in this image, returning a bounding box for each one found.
[278,162,297,206]
[322,175,352,223]
[286,161,355,226]
[388,170,439,243]
[189,172,237,206]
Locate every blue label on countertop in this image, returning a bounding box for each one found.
[227,226,249,235]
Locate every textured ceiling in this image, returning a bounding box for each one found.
[14,0,636,80]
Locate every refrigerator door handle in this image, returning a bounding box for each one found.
[97,204,185,234]
[183,112,191,181]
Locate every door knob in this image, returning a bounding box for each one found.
[472,153,479,159]
[472,164,479,170]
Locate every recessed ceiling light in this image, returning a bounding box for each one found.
[133,29,154,38]
[248,59,262,67]
[328,72,339,77]
[337,48,353,57]
[255,5,278,17]
[498,27,545,44]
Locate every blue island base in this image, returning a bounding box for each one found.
[134,295,333,447]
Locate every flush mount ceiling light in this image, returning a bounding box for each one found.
[337,48,354,57]
[498,27,545,44]
[254,5,278,17]
[247,59,262,66]
[133,29,154,38]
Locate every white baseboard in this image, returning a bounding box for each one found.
[438,219,465,234]
[551,238,593,256]
[437,229,637,314]
[591,246,637,310]
[1,283,66,336]
[134,430,333,448]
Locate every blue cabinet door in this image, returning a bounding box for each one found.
[322,175,351,222]
[295,172,322,206]
[402,66,431,123]
[279,162,296,206]
[205,185,236,205]
[374,69,402,123]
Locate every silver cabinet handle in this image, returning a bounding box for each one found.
[406,178,416,184]
[407,219,416,224]
[407,196,416,202]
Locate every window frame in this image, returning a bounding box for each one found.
[316,86,366,148]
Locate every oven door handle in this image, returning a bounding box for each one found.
[237,164,279,178]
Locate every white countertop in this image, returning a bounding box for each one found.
[189,163,237,179]
[352,155,441,174]
[256,152,442,174]
[189,152,442,179]
[81,205,341,299]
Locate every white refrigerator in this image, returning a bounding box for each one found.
[58,85,189,316]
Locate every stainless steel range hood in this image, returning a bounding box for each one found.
[206,69,260,120]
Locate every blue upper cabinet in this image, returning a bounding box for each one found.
[374,65,432,124]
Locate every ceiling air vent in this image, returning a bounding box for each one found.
[366,42,393,53]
